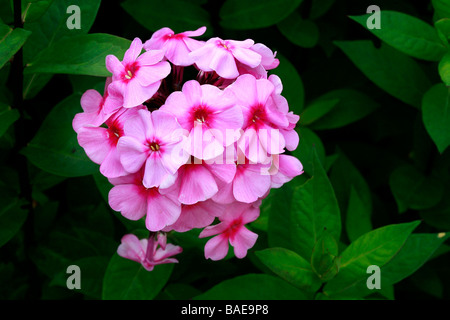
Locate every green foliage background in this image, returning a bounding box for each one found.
[1,0,450,300]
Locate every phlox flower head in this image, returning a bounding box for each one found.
[74,25,304,271]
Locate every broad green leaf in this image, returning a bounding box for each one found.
[350,11,447,61]
[0,103,19,137]
[435,18,450,43]
[335,41,431,108]
[161,283,202,300]
[381,233,449,286]
[410,265,443,298]
[23,0,101,99]
[346,186,372,243]
[389,164,444,213]
[0,24,31,69]
[194,274,308,300]
[122,0,212,35]
[220,0,303,30]
[256,248,321,294]
[25,33,131,77]
[21,94,98,177]
[323,220,420,298]
[0,196,27,248]
[277,11,319,48]
[50,256,109,299]
[310,230,340,282]
[22,0,53,23]
[301,98,340,126]
[291,127,325,176]
[102,253,173,300]
[423,84,450,153]
[290,151,341,260]
[309,89,379,130]
[433,0,450,20]
[274,54,305,114]
[439,52,450,86]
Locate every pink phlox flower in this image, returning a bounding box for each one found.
[189,37,262,79]
[229,74,290,163]
[117,233,182,271]
[199,202,259,261]
[117,108,189,189]
[161,80,243,160]
[77,105,146,178]
[72,78,122,133]
[108,169,182,232]
[106,37,171,108]
[144,26,206,66]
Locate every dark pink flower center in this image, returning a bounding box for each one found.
[123,61,140,81]
[147,141,161,152]
[249,104,267,127]
[193,106,210,124]
[225,218,243,238]
[217,40,231,51]
[107,121,124,146]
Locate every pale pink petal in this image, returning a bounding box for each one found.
[80,89,103,113]
[282,128,299,151]
[211,179,235,204]
[181,26,207,38]
[136,62,170,87]
[209,49,239,79]
[100,147,128,178]
[203,234,230,261]
[204,162,236,183]
[108,184,147,220]
[153,243,183,261]
[117,234,146,262]
[106,55,125,78]
[143,154,172,188]
[123,79,155,108]
[178,165,218,205]
[137,49,165,66]
[123,109,154,140]
[230,227,258,259]
[123,38,143,64]
[144,28,174,50]
[146,191,181,231]
[77,127,111,164]
[233,164,271,203]
[117,136,148,173]
[232,46,261,68]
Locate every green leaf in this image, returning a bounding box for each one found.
[194,274,308,300]
[420,185,450,230]
[290,150,341,260]
[0,103,19,137]
[389,164,444,213]
[23,0,101,98]
[422,83,450,153]
[21,94,98,177]
[255,248,321,294]
[310,230,340,282]
[435,18,450,43]
[350,11,447,61]
[25,33,131,77]
[277,11,319,48]
[22,0,53,23]
[335,40,431,108]
[121,0,212,35]
[0,24,31,69]
[0,196,27,248]
[301,98,340,126]
[433,0,450,20]
[220,0,304,30]
[102,253,173,300]
[308,89,379,130]
[346,186,372,243]
[323,220,420,298]
[273,54,305,114]
[291,127,325,176]
[439,52,450,86]
[381,233,449,286]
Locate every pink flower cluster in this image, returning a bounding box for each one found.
[73,26,303,270]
